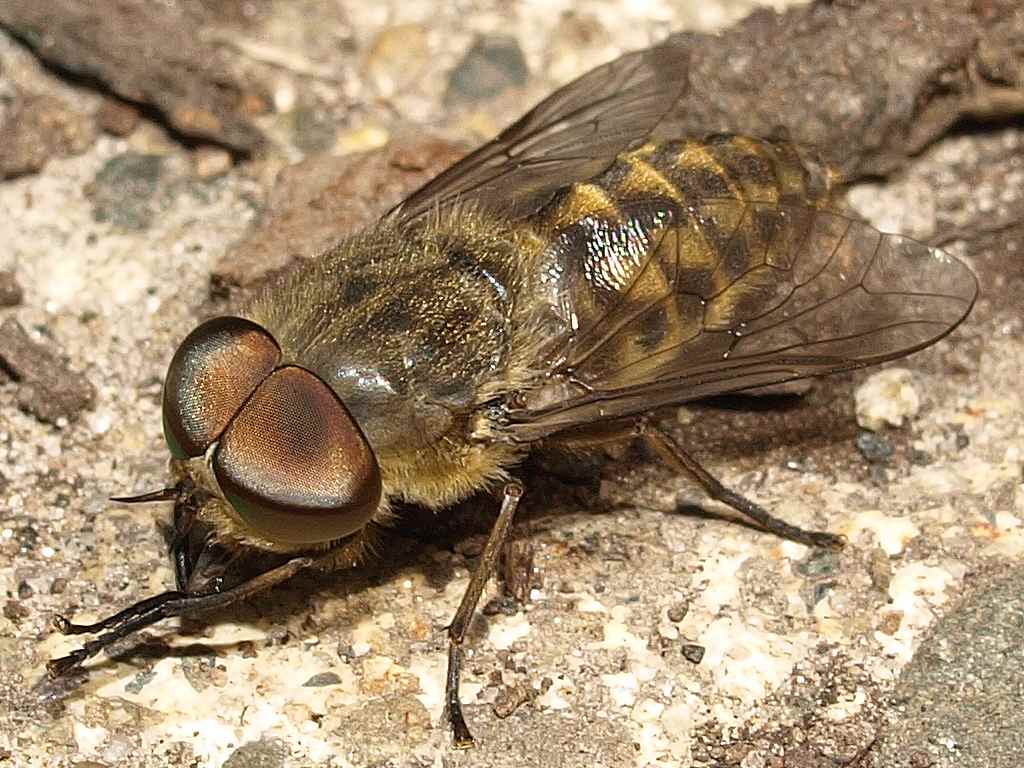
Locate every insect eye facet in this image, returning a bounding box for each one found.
[212,366,382,546]
[162,316,282,459]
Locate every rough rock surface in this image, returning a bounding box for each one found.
[0,2,1022,767]
[0,0,268,152]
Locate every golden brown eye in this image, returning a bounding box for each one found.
[212,366,382,546]
[162,316,282,459]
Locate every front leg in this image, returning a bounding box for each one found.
[47,555,316,678]
[444,482,524,748]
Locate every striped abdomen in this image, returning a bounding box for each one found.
[525,135,841,391]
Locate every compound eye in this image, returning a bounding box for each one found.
[162,317,282,459]
[212,366,382,546]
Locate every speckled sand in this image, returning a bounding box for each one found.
[1,2,1022,767]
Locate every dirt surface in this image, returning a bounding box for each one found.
[0,2,1022,767]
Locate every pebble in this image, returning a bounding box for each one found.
[444,34,529,106]
[681,643,705,664]
[88,153,165,230]
[856,430,894,463]
[192,146,232,179]
[2,600,29,622]
[483,595,521,616]
[666,600,689,623]
[854,368,921,431]
[0,85,97,178]
[289,101,339,154]
[910,448,934,466]
[867,547,893,592]
[302,671,342,687]
[222,739,289,768]
[97,98,141,137]
[124,668,158,694]
[336,125,389,154]
[795,549,840,578]
[877,611,903,636]
[363,23,431,97]
[492,682,531,719]
[0,271,23,307]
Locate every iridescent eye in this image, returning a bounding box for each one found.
[212,366,382,546]
[162,317,282,459]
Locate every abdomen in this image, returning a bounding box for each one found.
[521,135,839,396]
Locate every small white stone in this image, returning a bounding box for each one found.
[601,671,638,708]
[351,641,371,657]
[73,720,109,755]
[845,510,920,556]
[855,368,921,432]
[631,697,664,723]
[362,655,394,680]
[575,595,608,613]
[273,79,297,112]
[537,674,574,711]
[660,702,693,734]
[489,612,531,650]
[87,408,113,436]
[824,687,866,721]
[995,511,1021,530]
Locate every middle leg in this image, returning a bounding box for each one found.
[444,482,524,748]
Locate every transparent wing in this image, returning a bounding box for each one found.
[384,44,690,223]
[507,199,978,441]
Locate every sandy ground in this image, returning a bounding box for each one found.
[1,2,1023,767]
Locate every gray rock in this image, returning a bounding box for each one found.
[876,565,1024,768]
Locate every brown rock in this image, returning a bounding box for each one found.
[192,146,233,179]
[96,98,141,137]
[214,135,466,291]
[659,1,1024,181]
[0,271,23,307]
[0,86,96,178]
[0,0,267,152]
[0,318,96,423]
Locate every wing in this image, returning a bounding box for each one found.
[384,43,690,223]
[506,198,978,441]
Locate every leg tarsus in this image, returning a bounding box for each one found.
[446,644,474,749]
[443,482,523,748]
[52,590,186,636]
